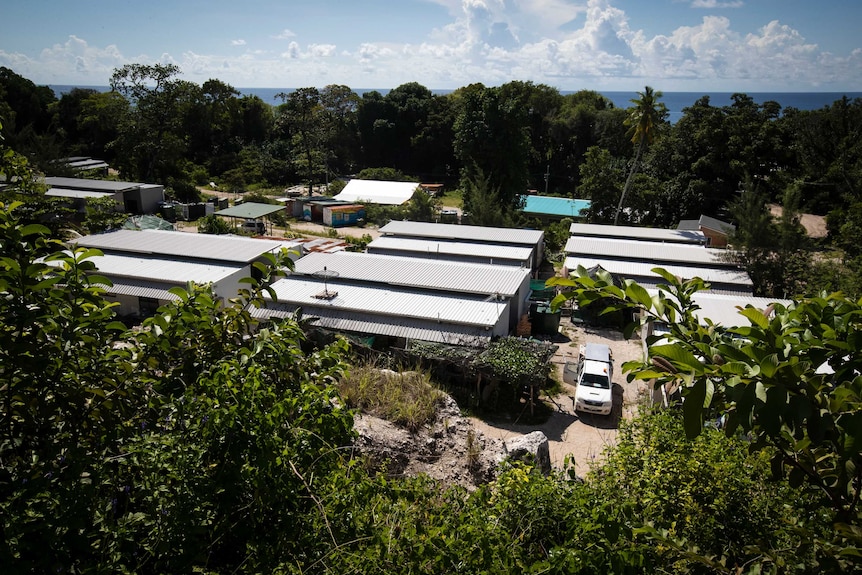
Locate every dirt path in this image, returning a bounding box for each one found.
[469,322,646,478]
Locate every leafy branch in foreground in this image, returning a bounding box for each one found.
[548,266,862,568]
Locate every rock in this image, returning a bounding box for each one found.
[503,431,552,475]
[351,393,507,490]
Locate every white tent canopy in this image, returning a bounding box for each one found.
[332,179,419,205]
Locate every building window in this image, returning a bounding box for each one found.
[138,297,160,317]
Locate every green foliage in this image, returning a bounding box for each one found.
[727,183,813,297]
[478,337,554,386]
[551,266,862,569]
[197,213,232,234]
[0,200,355,572]
[338,365,446,431]
[544,217,574,255]
[578,146,623,223]
[356,166,417,181]
[83,195,127,233]
[453,84,530,214]
[595,409,823,572]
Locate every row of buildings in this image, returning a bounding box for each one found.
[66,215,791,354]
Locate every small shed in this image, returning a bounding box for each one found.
[677,215,735,248]
[333,179,419,206]
[323,204,365,228]
[215,202,286,233]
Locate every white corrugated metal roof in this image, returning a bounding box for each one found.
[94,277,181,301]
[46,188,115,199]
[86,252,244,284]
[292,251,529,296]
[564,256,752,288]
[72,229,301,264]
[644,290,791,328]
[251,304,490,347]
[380,220,544,246]
[569,223,707,244]
[564,236,731,267]
[690,292,790,327]
[333,179,418,205]
[268,276,506,327]
[43,176,140,192]
[368,236,533,264]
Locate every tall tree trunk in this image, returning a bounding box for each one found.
[614,140,644,225]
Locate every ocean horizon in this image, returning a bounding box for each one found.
[49,84,862,124]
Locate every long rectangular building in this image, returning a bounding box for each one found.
[379,220,545,271]
[72,229,303,264]
[291,251,532,333]
[257,276,509,347]
[68,229,304,317]
[564,236,733,268]
[367,236,533,269]
[569,222,707,245]
[564,256,753,293]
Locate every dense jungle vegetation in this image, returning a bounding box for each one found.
[2,64,862,573]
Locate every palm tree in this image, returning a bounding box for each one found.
[614,86,666,225]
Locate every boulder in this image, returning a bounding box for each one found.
[503,431,551,475]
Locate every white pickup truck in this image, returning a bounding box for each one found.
[573,342,614,415]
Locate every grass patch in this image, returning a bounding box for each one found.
[439,189,463,210]
[338,365,447,432]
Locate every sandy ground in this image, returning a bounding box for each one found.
[470,321,646,478]
[769,203,827,238]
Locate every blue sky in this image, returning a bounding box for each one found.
[2,0,861,92]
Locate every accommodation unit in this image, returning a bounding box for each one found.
[677,215,735,247]
[44,176,164,214]
[332,179,419,205]
[71,253,251,317]
[291,251,532,333]
[367,236,533,270]
[256,276,509,348]
[569,222,707,245]
[70,229,304,316]
[563,235,752,294]
[322,204,365,227]
[378,220,545,273]
[642,291,791,407]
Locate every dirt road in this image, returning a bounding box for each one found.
[470,321,646,478]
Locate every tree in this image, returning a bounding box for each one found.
[0,196,356,571]
[453,84,530,217]
[727,182,811,298]
[83,196,127,233]
[197,213,232,234]
[276,87,327,195]
[320,84,361,178]
[74,90,128,164]
[578,146,623,223]
[110,64,198,183]
[614,86,666,225]
[549,268,862,569]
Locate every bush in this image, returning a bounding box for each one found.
[338,365,446,431]
[591,408,825,572]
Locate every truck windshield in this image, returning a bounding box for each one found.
[582,373,610,389]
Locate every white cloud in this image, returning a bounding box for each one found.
[1,2,860,91]
[691,0,744,8]
[281,41,301,59]
[308,44,336,57]
[274,29,296,40]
